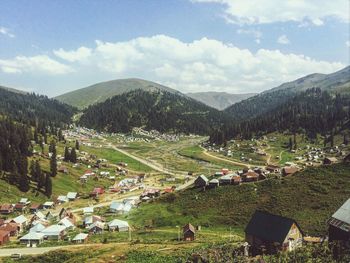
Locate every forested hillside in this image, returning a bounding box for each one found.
[0,118,32,192]
[79,89,230,134]
[224,66,350,121]
[0,87,76,128]
[210,88,350,143]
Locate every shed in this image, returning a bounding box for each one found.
[72,233,89,243]
[108,219,129,232]
[328,198,350,244]
[183,223,196,241]
[194,175,209,188]
[245,211,303,255]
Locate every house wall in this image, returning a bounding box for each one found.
[329,225,350,242]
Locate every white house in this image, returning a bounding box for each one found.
[11,215,28,232]
[67,192,78,201]
[29,223,46,233]
[82,207,94,215]
[41,225,66,240]
[72,233,88,243]
[20,232,44,246]
[107,219,129,232]
[58,217,75,231]
[42,202,55,209]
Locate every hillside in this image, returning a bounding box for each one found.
[129,163,350,235]
[79,89,230,135]
[210,88,350,143]
[225,66,350,120]
[0,86,76,127]
[186,92,256,110]
[55,78,180,109]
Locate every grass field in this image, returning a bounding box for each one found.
[129,163,350,236]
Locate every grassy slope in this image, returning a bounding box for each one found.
[129,163,350,235]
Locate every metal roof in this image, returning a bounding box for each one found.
[20,232,44,241]
[73,233,88,241]
[12,215,27,224]
[332,198,350,225]
[108,219,129,228]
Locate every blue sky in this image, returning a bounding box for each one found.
[0,0,349,96]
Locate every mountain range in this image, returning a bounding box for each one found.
[186,92,256,110]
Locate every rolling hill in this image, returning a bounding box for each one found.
[79,89,230,135]
[55,78,180,109]
[186,91,256,110]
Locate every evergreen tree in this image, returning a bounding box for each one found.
[289,137,293,151]
[50,141,57,177]
[64,147,70,162]
[29,160,36,181]
[45,173,52,197]
[70,147,77,163]
[75,140,80,150]
[293,133,297,150]
[18,173,30,192]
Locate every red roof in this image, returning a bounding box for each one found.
[92,187,104,194]
[0,204,13,211]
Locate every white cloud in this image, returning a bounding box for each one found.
[0,55,73,75]
[277,34,290,45]
[0,27,15,38]
[53,35,343,93]
[192,0,349,25]
[53,46,92,62]
[346,41,350,47]
[0,35,344,93]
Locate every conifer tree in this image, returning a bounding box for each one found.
[70,148,77,163]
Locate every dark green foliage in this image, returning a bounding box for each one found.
[75,140,80,150]
[211,89,350,143]
[70,147,77,163]
[64,147,70,162]
[49,140,57,177]
[0,87,76,128]
[79,89,230,135]
[18,173,30,192]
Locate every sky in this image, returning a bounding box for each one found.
[0,0,349,97]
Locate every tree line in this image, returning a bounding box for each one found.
[210,88,350,144]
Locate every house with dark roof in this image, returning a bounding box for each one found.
[281,166,299,177]
[183,223,195,241]
[328,198,350,244]
[194,175,209,188]
[245,211,303,255]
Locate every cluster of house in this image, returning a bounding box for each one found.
[243,197,350,256]
[194,164,301,189]
[0,199,131,247]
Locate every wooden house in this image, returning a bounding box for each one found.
[245,211,303,255]
[0,204,13,214]
[29,204,41,213]
[208,179,219,188]
[194,175,209,188]
[241,171,259,182]
[328,198,350,245]
[0,223,19,237]
[323,157,338,165]
[266,165,280,174]
[90,187,104,197]
[183,223,196,241]
[0,230,10,246]
[281,167,299,177]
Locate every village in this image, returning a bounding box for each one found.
[0,127,349,260]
